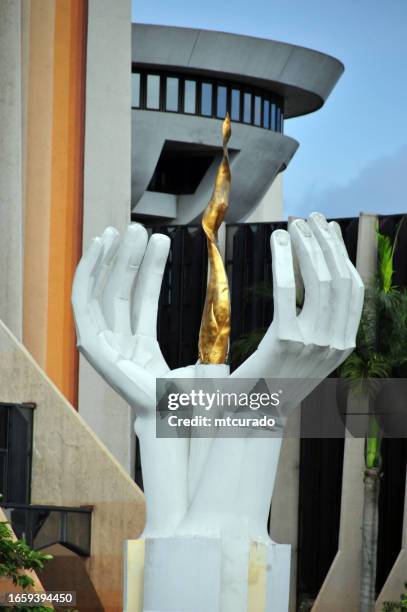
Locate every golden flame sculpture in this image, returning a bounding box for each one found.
[198,114,232,364]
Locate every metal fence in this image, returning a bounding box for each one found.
[152,225,208,370]
[1,503,92,557]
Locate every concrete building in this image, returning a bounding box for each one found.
[0,1,137,609]
[130,23,344,225]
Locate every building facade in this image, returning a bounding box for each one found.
[130,23,343,225]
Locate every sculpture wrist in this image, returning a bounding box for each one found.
[135,416,189,537]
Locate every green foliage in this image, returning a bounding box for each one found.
[244,281,273,301]
[377,218,403,294]
[0,521,53,612]
[377,232,395,294]
[0,606,53,612]
[340,225,407,381]
[366,417,382,469]
[231,327,267,362]
[298,599,314,611]
[382,582,407,610]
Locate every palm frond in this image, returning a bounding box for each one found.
[231,327,266,361]
[244,281,273,301]
[377,231,394,294]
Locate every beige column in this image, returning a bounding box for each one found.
[22,0,88,407]
[22,0,55,368]
[79,0,134,474]
[0,0,23,339]
[313,212,378,611]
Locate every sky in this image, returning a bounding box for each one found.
[131,0,407,219]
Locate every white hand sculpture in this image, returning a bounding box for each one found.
[72,212,364,542]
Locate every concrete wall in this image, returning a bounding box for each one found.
[0,318,145,611]
[132,24,344,119]
[131,110,297,224]
[244,173,284,223]
[0,0,23,340]
[79,0,134,474]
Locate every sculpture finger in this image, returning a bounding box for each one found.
[132,233,171,337]
[329,221,364,346]
[72,237,104,339]
[308,213,353,350]
[88,227,120,330]
[289,219,332,345]
[103,223,148,334]
[269,229,298,341]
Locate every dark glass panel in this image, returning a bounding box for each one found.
[131,73,141,108]
[263,99,270,129]
[201,82,213,116]
[0,452,5,499]
[271,103,277,130]
[243,92,252,123]
[0,408,7,448]
[166,77,179,112]
[254,95,261,126]
[216,85,227,118]
[146,74,160,110]
[184,80,196,114]
[231,89,240,121]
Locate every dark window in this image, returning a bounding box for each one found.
[0,408,7,448]
[0,404,34,504]
[184,80,196,114]
[201,82,213,116]
[276,107,283,132]
[148,141,217,195]
[271,103,277,130]
[263,100,270,129]
[231,89,240,121]
[0,452,5,501]
[280,110,284,132]
[217,85,227,119]
[166,77,179,112]
[146,74,160,110]
[276,107,280,131]
[243,92,252,124]
[132,73,141,108]
[254,95,261,126]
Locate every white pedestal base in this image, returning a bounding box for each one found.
[124,537,290,612]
